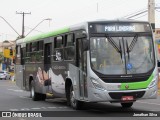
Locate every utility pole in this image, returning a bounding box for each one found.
[16,11,31,38]
[148,0,155,32]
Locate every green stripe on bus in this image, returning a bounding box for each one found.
[120,74,153,90]
[24,27,70,43]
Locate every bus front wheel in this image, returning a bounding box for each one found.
[69,85,83,110]
[121,102,133,108]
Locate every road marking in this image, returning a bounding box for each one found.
[18,118,26,120]
[137,101,160,106]
[47,107,57,109]
[9,106,68,111]
[14,90,23,92]
[21,108,30,111]
[8,89,23,92]
[57,107,68,108]
[31,108,41,110]
[10,109,19,111]
[19,96,31,99]
[150,109,159,112]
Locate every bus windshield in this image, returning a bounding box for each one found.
[90,35,154,75]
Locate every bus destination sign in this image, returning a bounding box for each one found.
[104,25,135,32]
[89,23,151,33]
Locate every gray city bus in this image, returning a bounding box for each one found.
[15,20,158,110]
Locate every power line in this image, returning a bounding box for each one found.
[126,10,148,19]
[24,26,44,33]
[132,13,148,20]
[156,9,160,12]
[123,8,147,18]
[0,16,20,37]
[123,7,160,19]
[25,18,51,37]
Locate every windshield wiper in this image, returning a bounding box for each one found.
[107,36,121,53]
[128,35,138,52]
[107,36,123,60]
[126,40,130,61]
[119,39,122,60]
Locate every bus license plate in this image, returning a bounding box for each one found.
[121,96,134,101]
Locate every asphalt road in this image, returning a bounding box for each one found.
[0,80,160,120]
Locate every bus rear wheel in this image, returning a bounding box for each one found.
[121,102,133,108]
[31,81,46,101]
[69,85,83,110]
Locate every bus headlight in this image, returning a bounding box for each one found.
[90,77,105,91]
[148,76,157,89]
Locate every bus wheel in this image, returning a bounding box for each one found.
[121,102,133,108]
[69,85,83,110]
[41,94,46,101]
[31,81,41,101]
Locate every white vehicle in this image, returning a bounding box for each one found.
[0,71,11,80]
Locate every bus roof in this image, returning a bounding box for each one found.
[16,19,149,44]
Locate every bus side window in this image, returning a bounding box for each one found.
[39,40,44,62]
[66,34,74,46]
[64,34,75,61]
[15,45,21,64]
[35,41,40,62]
[25,43,29,63]
[53,36,63,61]
[30,42,37,63]
[54,36,63,48]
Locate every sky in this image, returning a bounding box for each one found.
[0,0,160,41]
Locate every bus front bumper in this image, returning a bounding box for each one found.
[87,85,157,102]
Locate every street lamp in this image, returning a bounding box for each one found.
[25,18,52,37]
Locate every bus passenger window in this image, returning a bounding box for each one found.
[64,47,75,60]
[53,36,63,61]
[25,44,30,63]
[64,34,75,60]
[55,36,63,48]
[53,49,63,61]
[66,34,74,46]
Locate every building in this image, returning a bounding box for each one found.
[0,40,15,71]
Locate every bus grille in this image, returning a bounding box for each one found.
[108,91,145,100]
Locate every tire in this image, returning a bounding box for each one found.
[121,102,133,108]
[30,81,42,101]
[41,94,46,101]
[69,85,83,110]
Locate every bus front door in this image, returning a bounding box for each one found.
[77,39,88,99]
[44,43,52,93]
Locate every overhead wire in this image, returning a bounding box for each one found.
[131,13,148,20]
[122,4,160,20]
[123,8,147,18]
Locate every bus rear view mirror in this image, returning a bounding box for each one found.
[83,39,89,51]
